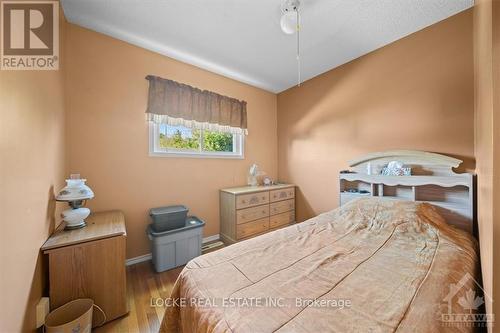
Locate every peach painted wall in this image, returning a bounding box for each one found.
[494,0,500,325]
[0,8,66,333]
[473,0,500,326]
[65,24,278,259]
[277,10,475,222]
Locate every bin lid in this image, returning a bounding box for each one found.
[147,216,205,237]
[150,205,188,216]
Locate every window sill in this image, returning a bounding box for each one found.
[149,151,244,159]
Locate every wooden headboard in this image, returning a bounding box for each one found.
[339,150,475,234]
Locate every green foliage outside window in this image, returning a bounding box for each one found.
[203,131,233,152]
[160,129,200,150]
[159,126,233,152]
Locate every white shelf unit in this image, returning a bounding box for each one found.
[339,173,474,234]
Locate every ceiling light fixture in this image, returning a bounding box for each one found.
[280,0,301,87]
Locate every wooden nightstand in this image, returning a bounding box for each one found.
[41,210,128,324]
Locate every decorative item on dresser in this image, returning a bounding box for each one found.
[55,174,94,230]
[41,210,128,326]
[219,184,295,244]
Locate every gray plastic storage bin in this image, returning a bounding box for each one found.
[147,216,205,272]
[149,205,188,232]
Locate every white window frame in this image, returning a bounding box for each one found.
[148,122,244,159]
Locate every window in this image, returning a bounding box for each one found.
[149,123,244,158]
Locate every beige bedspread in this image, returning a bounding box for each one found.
[160,198,480,333]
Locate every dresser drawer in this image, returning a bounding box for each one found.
[270,199,294,216]
[269,211,295,229]
[236,192,269,209]
[237,217,269,239]
[237,205,269,224]
[270,187,295,203]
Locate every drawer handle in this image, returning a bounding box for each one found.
[241,199,246,204]
[262,196,266,200]
[241,215,246,219]
[262,210,266,214]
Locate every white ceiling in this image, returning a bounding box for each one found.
[61,0,473,93]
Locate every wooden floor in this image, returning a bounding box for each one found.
[95,262,182,333]
[95,242,224,333]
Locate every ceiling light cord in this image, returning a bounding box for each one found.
[280,0,302,87]
[296,8,300,87]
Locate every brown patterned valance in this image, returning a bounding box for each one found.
[145,75,247,134]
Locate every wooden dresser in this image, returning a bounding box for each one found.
[41,210,128,325]
[220,184,295,244]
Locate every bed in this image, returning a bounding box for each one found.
[160,151,480,333]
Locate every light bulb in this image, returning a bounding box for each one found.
[280,11,297,34]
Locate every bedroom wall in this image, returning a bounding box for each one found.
[65,24,278,259]
[0,8,66,333]
[473,0,500,325]
[277,10,474,222]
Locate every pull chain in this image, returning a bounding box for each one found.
[296,8,301,87]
